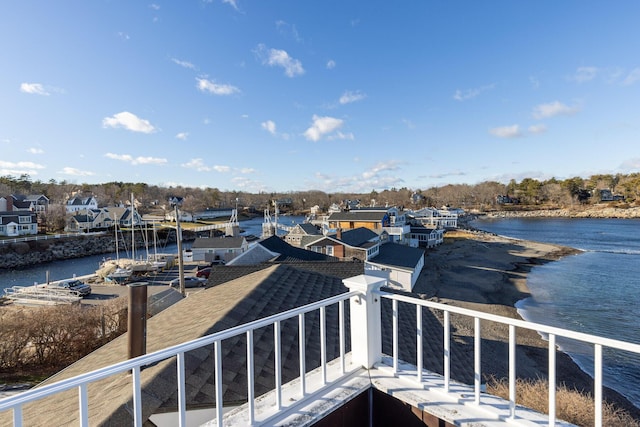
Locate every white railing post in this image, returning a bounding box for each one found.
[343,275,385,369]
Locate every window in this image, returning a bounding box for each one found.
[326,246,334,256]
[19,216,31,224]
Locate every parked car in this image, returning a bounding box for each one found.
[47,279,92,297]
[196,267,211,278]
[170,276,207,288]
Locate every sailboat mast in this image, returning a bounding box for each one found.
[131,193,135,261]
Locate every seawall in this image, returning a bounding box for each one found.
[0,232,180,270]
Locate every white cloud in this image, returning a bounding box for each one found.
[528,124,547,134]
[240,167,255,174]
[261,120,277,135]
[619,158,640,172]
[60,167,95,176]
[176,132,189,140]
[623,68,640,86]
[213,165,231,173]
[308,161,405,193]
[196,78,240,95]
[181,158,213,172]
[303,115,344,141]
[0,160,45,176]
[20,83,49,96]
[362,161,401,179]
[105,152,167,165]
[255,44,304,77]
[453,84,495,101]
[532,101,580,119]
[149,3,160,10]
[28,147,44,154]
[222,0,239,10]
[339,90,366,105]
[172,58,195,69]
[573,66,598,83]
[328,131,354,141]
[117,32,130,40]
[276,20,302,42]
[326,59,336,69]
[102,111,156,133]
[489,125,522,138]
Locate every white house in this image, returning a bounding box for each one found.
[364,242,425,292]
[0,211,38,237]
[190,236,249,264]
[66,196,98,213]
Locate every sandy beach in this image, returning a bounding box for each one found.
[411,229,640,419]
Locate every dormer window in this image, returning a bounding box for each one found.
[18,216,31,224]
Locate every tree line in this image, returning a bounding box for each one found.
[2,172,639,224]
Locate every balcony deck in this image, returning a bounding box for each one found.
[1,272,639,426]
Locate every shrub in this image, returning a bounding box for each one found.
[0,298,128,379]
[486,376,640,427]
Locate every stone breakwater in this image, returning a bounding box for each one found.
[483,206,640,219]
[0,233,180,270]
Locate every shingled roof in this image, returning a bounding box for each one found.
[14,264,354,426]
[3,261,486,426]
[257,235,336,262]
[369,242,425,269]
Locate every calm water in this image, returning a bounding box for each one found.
[0,216,306,291]
[471,217,640,407]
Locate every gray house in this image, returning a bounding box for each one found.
[190,236,249,263]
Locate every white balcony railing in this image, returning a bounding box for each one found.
[376,288,640,427]
[2,275,640,427]
[0,291,357,427]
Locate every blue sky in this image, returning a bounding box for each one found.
[1,1,639,193]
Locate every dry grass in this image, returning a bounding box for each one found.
[486,377,640,427]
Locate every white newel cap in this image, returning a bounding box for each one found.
[343,275,385,369]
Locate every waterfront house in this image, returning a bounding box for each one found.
[302,227,382,261]
[283,222,322,247]
[408,207,459,229]
[0,211,38,237]
[228,235,336,265]
[327,207,411,244]
[365,242,425,291]
[190,236,249,264]
[65,207,121,232]
[409,225,444,248]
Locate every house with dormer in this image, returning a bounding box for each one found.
[65,207,124,232]
[301,227,383,261]
[66,196,98,213]
[327,207,411,245]
[283,222,322,247]
[0,211,38,237]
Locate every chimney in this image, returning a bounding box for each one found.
[336,228,342,240]
[128,282,148,359]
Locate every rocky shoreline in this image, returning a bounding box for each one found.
[0,232,180,270]
[481,205,640,219]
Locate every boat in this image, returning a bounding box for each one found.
[105,266,133,284]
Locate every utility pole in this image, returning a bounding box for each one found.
[173,201,185,296]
